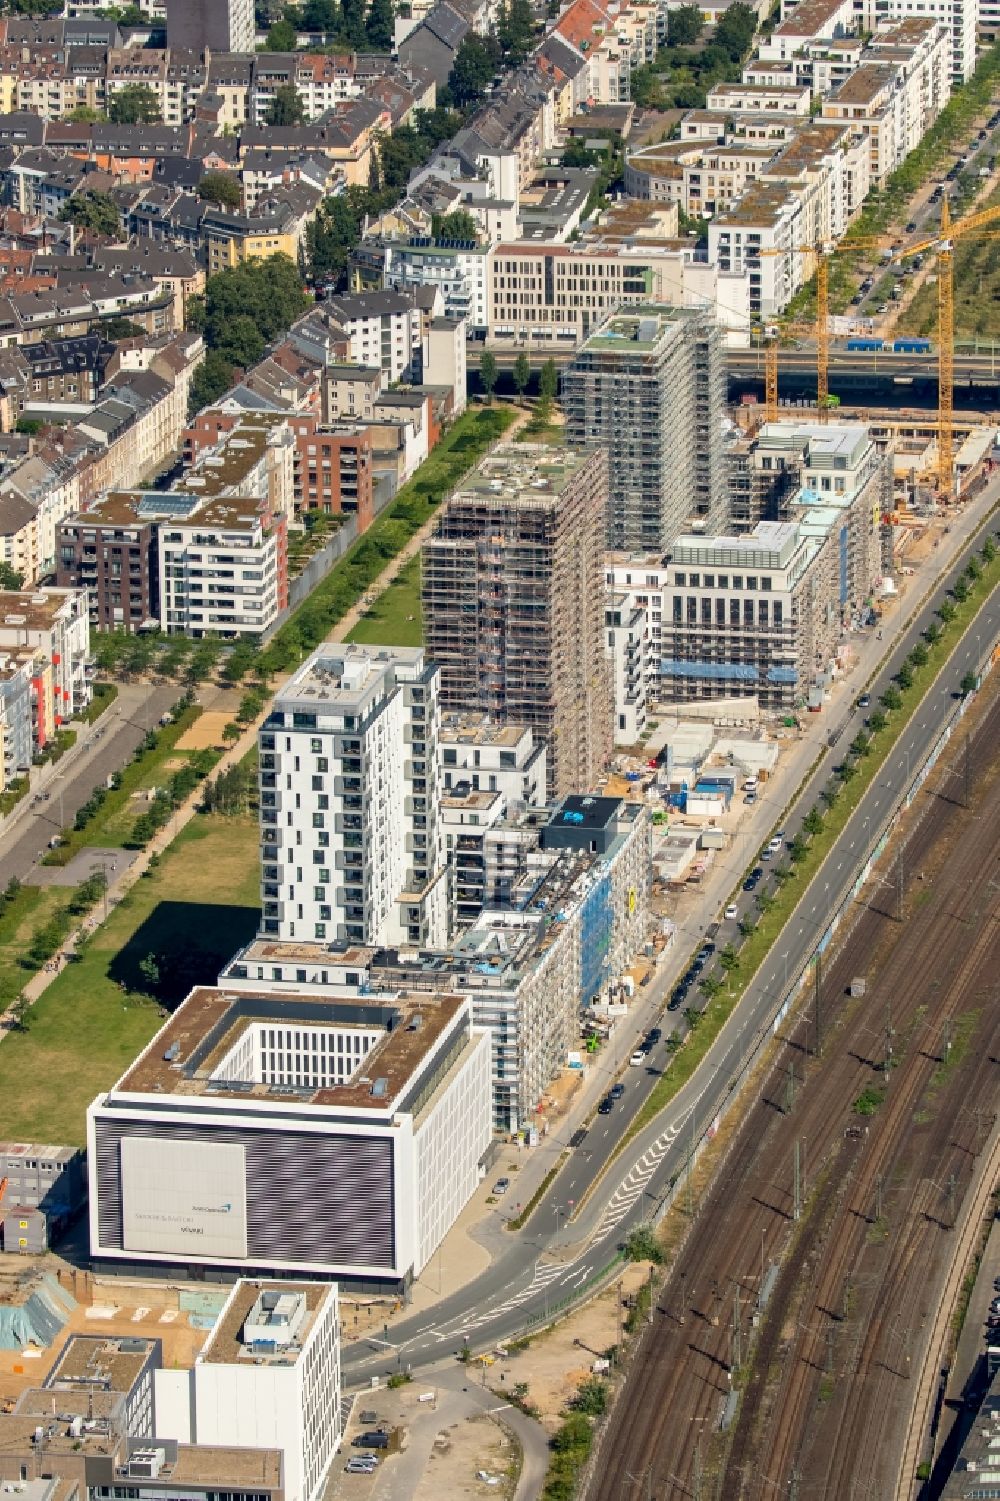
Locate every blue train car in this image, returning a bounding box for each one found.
[845,337,885,352]
[892,337,932,353]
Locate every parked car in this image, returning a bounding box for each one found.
[598,1095,614,1114]
[858,692,871,708]
[611,1082,625,1100]
[492,1177,510,1196]
[768,837,784,854]
[629,1051,646,1067]
[646,1028,661,1047]
[724,903,739,920]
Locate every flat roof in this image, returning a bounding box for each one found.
[275,642,426,709]
[440,712,529,748]
[201,1280,333,1367]
[0,589,76,632]
[828,62,895,105]
[46,1335,156,1394]
[115,985,466,1112]
[150,1444,282,1490]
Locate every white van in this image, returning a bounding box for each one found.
[743,777,758,796]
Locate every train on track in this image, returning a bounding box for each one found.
[843,336,934,353]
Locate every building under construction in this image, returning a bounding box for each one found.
[422,443,612,800]
[562,304,727,552]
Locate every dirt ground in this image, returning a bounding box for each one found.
[0,1265,207,1407]
[174,711,233,750]
[491,1263,651,1432]
[412,1414,517,1501]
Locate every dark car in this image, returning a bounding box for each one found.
[610,1082,625,1100]
[697,943,715,961]
[598,1095,614,1114]
[858,692,871,708]
[646,1028,661,1047]
[353,1433,389,1449]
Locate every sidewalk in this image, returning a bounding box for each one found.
[367,475,1000,1327]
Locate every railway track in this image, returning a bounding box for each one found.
[591,686,1000,1501]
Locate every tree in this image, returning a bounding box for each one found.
[952,575,969,603]
[571,1379,608,1416]
[216,315,266,369]
[265,84,306,125]
[667,4,702,44]
[222,721,242,744]
[138,952,161,991]
[539,358,558,401]
[302,0,338,27]
[739,912,756,937]
[937,598,956,624]
[788,834,808,863]
[897,662,913,690]
[867,709,886,734]
[880,685,902,712]
[965,554,981,581]
[623,1225,664,1263]
[981,536,996,563]
[924,620,941,645]
[513,351,530,401]
[448,33,500,109]
[909,642,929,668]
[430,208,478,242]
[197,172,242,211]
[960,671,978,695]
[700,974,723,1000]
[0,562,23,589]
[496,0,535,63]
[719,944,739,975]
[562,138,602,169]
[803,807,823,837]
[479,349,498,400]
[59,190,120,237]
[262,15,298,49]
[850,732,871,759]
[188,351,235,415]
[837,759,858,784]
[714,0,756,59]
[307,194,363,283]
[67,104,105,122]
[366,0,394,50]
[108,83,161,123]
[204,255,309,353]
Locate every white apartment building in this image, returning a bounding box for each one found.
[259,644,448,950]
[0,586,91,736]
[88,985,492,1284]
[759,0,857,62]
[605,557,670,712]
[606,592,651,744]
[155,1282,340,1501]
[384,240,490,332]
[854,0,976,80]
[325,290,430,384]
[439,713,548,810]
[760,120,872,240]
[624,140,777,218]
[158,498,286,640]
[709,180,814,320]
[706,81,813,116]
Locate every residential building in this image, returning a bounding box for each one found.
[159,496,287,640]
[221,795,651,1131]
[563,304,727,551]
[154,1281,340,1501]
[87,983,492,1284]
[383,238,490,331]
[0,654,32,790]
[259,644,448,949]
[855,0,975,80]
[165,0,254,54]
[423,444,612,799]
[606,590,650,744]
[323,290,429,384]
[57,491,161,632]
[0,586,90,744]
[660,520,835,710]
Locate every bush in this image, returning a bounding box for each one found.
[623,1224,664,1263]
[571,1378,609,1416]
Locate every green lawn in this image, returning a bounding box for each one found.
[0,886,64,1013]
[347,554,423,648]
[43,704,213,861]
[0,812,260,1144]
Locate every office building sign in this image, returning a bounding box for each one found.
[122,1137,248,1258]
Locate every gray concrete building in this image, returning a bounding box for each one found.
[563,304,727,552]
[166,0,254,54]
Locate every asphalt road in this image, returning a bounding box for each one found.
[346,527,1000,1385]
[0,680,178,882]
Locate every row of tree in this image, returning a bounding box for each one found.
[186,252,311,411]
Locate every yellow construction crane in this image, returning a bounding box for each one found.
[758,235,891,422]
[897,199,1000,494]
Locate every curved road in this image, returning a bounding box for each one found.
[346,529,1000,1386]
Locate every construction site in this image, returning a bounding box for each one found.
[422,443,612,800]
